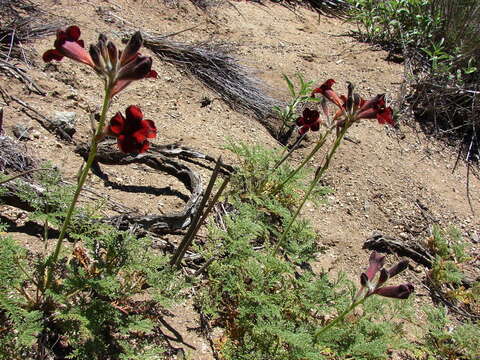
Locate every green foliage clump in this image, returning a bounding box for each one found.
[347,0,480,160]
[0,170,184,359]
[428,225,470,286]
[196,143,411,359]
[348,0,439,50]
[418,306,480,360]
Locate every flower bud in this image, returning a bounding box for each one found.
[388,260,409,278]
[117,56,153,81]
[374,283,414,299]
[107,41,118,69]
[121,31,143,65]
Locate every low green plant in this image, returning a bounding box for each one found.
[347,0,440,51]
[273,73,316,142]
[348,0,480,161]
[0,171,184,359]
[196,143,413,360]
[428,225,470,287]
[416,306,480,360]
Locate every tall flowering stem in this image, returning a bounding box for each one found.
[272,124,349,256]
[314,252,414,343]
[273,128,331,195]
[314,297,367,342]
[44,87,111,290]
[41,27,157,292]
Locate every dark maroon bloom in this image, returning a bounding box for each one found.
[43,26,95,67]
[374,283,414,299]
[44,27,156,98]
[356,94,394,126]
[88,31,158,97]
[363,251,385,281]
[296,108,321,135]
[311,79,344,109]
[359,252,413,300]
[106,105,157,153]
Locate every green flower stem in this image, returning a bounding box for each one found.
[313,296,367,342]
[271,125,349,256]
[272,132,307,171]
[44,87,111,291]
[273,129,332,194]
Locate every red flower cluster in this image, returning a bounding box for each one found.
[311,79,395,126]
[43,26,95,67]
[360,251,414,299]
[296,108,321,134]
[42,26,157,98]
[106,106,157,153]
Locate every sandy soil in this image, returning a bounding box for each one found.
[1,0,479,358]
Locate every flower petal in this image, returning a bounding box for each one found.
[374,283,414,299]
[125,105,143,122]
[142,119,157,138]
[298,125,309,135]
[365,251,385,281]
[310,121,320,132]
[388,260,409,278]
[65,26,81,41]
[359,94,385,113]
[147,70,157,78]
[377,107,394,126]
[110,79,132,98]
[43,49,64,62]
[108,112,125,136]
[117,56,153,81]
[117,135,139,153]
[121,31,143,65]
[312,79,343,109]
[59,40,95,67]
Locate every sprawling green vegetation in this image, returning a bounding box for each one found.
[348,0,480,161]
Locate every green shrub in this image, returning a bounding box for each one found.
[196,143,412,359]
[0,171,184,359]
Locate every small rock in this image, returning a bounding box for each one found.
[50,111,77,136]
[399,232,409,239]
[13,124,31,140]
[31,130,41,139]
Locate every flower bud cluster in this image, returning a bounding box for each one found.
[43,26,158,154]
[360,251,414,300]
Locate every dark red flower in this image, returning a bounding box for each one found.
[296,108,321,134]
[43,26,95,67]
[89,31,158,97]
[359,252,413,300]
[44,28,156,98]
[106,105,156,153]
[387,260,409,278]
[311,79,344,109]
[356,94,394,126]
[363,251,385,281]
[373,283,414,299]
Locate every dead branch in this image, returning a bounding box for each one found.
[10,96,72,141]
[75,142,206,234]
[129,30,282,123]
[0,60,46,95]
[363,232,434,267]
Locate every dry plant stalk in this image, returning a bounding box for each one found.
[137,31,281,121]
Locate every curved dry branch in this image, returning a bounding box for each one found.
[1,136,229,236]
[75,142,213,234]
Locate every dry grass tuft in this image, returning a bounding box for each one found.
[0,0,63,63]
[139,31,282,121]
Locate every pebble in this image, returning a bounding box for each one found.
[13,124,31,140]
